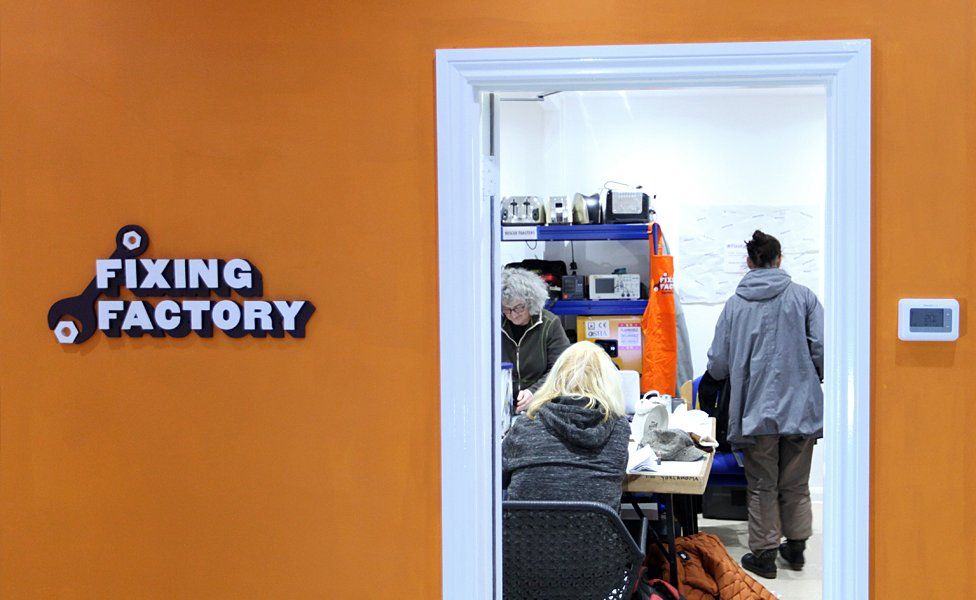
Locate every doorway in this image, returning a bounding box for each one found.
[435,40,871,600]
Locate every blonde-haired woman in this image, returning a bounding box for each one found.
[502,341,630,510]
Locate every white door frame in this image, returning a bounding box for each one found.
[435,40,870,600]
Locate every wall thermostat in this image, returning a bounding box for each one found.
[898,298,959,342]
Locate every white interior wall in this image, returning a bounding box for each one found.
[499,87,827,496]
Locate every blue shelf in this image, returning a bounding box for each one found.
[546,299,647,316]
[502,223,650,241]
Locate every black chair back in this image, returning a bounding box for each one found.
[502,500,644,600]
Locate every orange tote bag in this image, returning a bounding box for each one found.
[640,222,677,395]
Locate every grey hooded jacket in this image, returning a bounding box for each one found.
[502,396,630,510]
[706,268,824,448]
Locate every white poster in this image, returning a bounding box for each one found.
[676,205,821,304]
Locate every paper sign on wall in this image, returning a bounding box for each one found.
[618,324,642,351]
[47,225,316,345]
[723,242,749,274]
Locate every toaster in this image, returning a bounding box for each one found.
[572,192,602,224]
[501,196,546,225]
[546,196,572,225]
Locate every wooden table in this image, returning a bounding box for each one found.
[621,418,716,587]
[623,434,716,494]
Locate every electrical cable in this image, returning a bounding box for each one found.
[603,180,643,191]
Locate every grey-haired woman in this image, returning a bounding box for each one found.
[501,268,571,413]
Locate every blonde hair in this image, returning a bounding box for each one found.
[526,341,624,422]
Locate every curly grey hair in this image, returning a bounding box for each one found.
[501,267,550,316]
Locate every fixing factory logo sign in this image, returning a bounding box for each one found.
[653,271,674,294]
[47,225,315,344]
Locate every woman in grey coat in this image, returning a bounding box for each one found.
[503,341,630,510]
[706,231,824,580]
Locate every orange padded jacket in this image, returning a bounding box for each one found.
[646,533,777,600]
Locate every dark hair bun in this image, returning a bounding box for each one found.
[746,230,782,268]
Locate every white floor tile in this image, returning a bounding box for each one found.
[699,501,823,599]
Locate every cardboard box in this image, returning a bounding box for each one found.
[576,315,643,373]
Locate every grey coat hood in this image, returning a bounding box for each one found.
[707,269,825,447]
[735,268,793,301]
[538,396,618,449]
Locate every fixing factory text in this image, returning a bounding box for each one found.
[93,258,314,338]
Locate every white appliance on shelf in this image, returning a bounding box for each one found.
[501,196,546,225]
[588,274,641,300]
[546,196,572,225]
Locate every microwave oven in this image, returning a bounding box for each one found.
[605,190,651,224]
[587,274,641,300]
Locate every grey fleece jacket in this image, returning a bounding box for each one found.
[707,268,824,448]
[502,396,630,510]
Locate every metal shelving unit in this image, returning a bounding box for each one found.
[545,299,647,316]
[501,223,650,242]
[503,223,651,316]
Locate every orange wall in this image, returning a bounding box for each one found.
[1,1,973,598]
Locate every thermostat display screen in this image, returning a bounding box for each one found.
[909,308,949,330]
[899,299,959,341]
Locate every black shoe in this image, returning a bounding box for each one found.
[779,539,806,570]
[742,549,777,579]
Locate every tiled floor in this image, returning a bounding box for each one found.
[699,502,823,600]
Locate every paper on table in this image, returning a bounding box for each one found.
[626,444,660,474]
